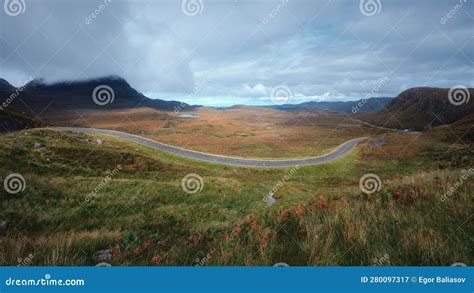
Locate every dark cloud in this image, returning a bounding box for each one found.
[1,0,473,106]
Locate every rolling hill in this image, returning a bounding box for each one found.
[269,97,392,113]
[365,87,474,130]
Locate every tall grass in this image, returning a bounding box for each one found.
[0,129,472,266]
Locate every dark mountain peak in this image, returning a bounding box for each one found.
[79,75,130,87]
[0,76,198,116]
[94,75,127,82]
[0,78,15,92]
[31,75,130,89]
[20,75,142,102]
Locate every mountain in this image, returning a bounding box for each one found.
[0,78,15,93]
[0,76,198,118]
[0,106,43,132]
[366,87,474,130]
[268,97,392,113]
[0,79,42,132]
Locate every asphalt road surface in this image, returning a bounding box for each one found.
[54,127,366,167]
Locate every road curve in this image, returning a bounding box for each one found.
[53,127,366,167]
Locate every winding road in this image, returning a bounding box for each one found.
[53,127,366,167]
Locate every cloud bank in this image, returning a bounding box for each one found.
[1,0,473,106]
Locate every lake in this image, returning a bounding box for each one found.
[179,114,200,119]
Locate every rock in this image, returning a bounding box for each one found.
[0,220,9,235]
[266,193,277,206]
[94,249,112,262]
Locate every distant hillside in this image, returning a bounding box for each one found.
[0,79,42,131]
[367,87,474,130]
[0,106,43,132]
[269,97,392,113]
[428,115,474,143]
[0,76,199,118]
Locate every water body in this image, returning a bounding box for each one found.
[179,114,200,119]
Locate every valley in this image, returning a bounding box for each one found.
[0,78,472,266]
[47,107,376,158]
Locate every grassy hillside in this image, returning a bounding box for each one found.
[365,87,474,130]
[428,115,474,143]
[0,129,472,265]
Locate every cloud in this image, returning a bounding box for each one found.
[0,0,472,106]
[240,84,268,97]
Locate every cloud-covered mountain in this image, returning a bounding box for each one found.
[0,76,197,118]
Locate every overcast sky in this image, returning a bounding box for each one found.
[1,0,473,106]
